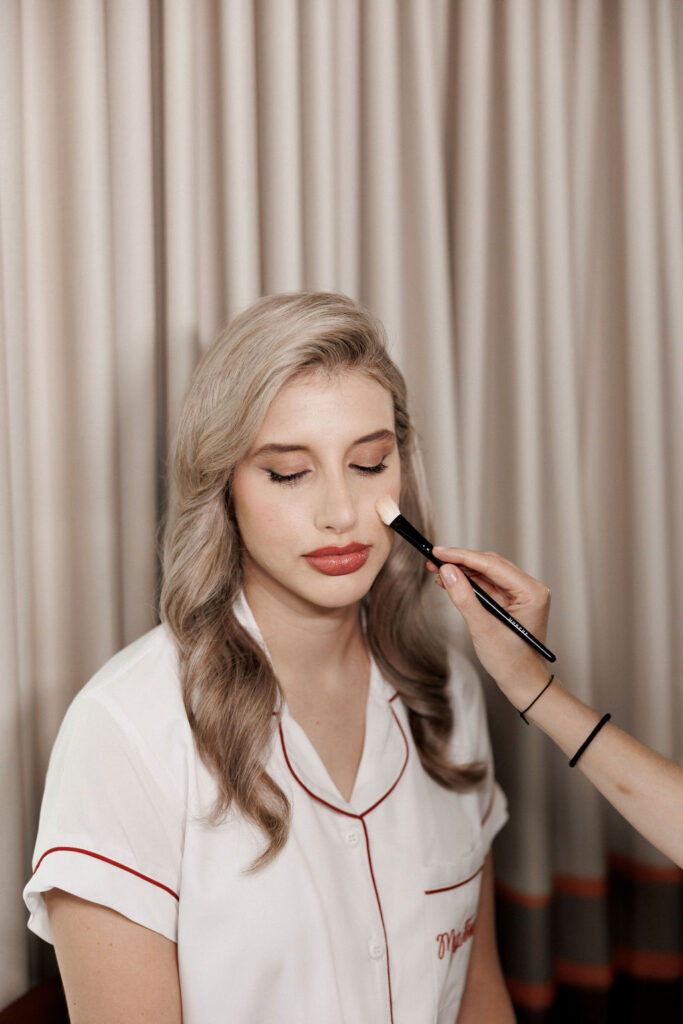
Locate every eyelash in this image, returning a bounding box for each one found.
[267,461,389,485]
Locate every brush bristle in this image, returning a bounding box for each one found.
[375,495,400,525]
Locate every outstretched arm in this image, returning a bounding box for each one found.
[430,547,683,869]
[517,676,683,867]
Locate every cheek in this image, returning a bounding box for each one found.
[363,465,401,548]
[233,477,306,554]
[375,462,401,508]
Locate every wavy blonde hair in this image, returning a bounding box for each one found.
[160,292,484,869]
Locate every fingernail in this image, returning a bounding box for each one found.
[441,564,457,586]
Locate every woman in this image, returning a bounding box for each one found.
[24,293,514,1023]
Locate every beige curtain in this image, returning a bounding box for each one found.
[1,0,681,1015]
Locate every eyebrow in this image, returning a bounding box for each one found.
[251,429,396,459]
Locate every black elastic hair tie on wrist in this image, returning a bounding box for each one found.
[519,674,555,725]
[569,714,611,767]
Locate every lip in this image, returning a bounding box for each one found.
[303,544,371,576]
[304,543,369,556]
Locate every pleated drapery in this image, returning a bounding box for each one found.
[1,1,681,1019]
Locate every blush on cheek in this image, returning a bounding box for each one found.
[258,504,288,529]
[239,494,308,556]
[263,498,305,528]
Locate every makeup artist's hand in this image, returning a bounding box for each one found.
[427,547,551,709]
[429,547,683,870]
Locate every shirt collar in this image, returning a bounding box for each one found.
[231,591,406,812]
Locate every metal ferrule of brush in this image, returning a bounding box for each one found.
[390,515,445,567]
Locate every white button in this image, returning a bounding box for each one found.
[369,943,384,960]
[345,830,360,847]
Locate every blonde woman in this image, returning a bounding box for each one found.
[24,293,514,1023]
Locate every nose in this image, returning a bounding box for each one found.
[313,473,359,534]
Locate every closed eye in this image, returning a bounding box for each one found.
[351,460,388,475]
[267,469,309,484]
[266,460,388,485]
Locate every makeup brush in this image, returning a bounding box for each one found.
[375,496,556,663]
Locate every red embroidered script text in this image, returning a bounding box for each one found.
[436,916,476,960]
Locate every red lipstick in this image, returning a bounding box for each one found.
[303,543,371,576]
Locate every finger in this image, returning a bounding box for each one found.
[466,569,551,609]
[426,560,440,573]
[432,547,541,593]
[439,562,490,625]
[461,571,514,607]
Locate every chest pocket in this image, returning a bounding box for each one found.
[422,841,487,1017]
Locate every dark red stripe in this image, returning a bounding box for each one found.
[278,707,409,820]
[360,707,409,816]
[278,702,408,1023]
[278,724,359,820]
[425,864,485,895]
[613,947,683,980]
[610,853,683,884]
[481,786,495,826]
[505,976,556,1010]
[360,818,395,1024]
[33,847,179,901]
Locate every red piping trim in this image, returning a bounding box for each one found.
[278,706,409,820]
[33,847,179,901]
[481,787,495,827]
[279,727,359,820]
[361,708,410,815]
[360,817,395,1023]
[425,864,485,895]
[278,699,408,1024]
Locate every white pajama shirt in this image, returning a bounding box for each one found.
[24,594,508,1023]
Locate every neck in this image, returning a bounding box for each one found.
[242,573,367,699]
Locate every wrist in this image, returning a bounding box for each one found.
[496,660,552,712]
[520,680,606,760]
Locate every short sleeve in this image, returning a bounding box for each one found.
[448,650,509,851]
[23,694,184,944]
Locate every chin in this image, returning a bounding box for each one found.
[294,560,384,611]
[302,573,373,605]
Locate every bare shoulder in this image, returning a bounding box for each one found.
[46,889,182,1024]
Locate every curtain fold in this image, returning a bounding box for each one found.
[2,1,681,1018]
[219,0,262,313]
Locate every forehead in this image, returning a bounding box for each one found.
[254,369,394,442]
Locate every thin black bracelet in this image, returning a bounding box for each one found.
[569,714,612,767]
[519,674,555,725]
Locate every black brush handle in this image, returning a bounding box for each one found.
[390,515,556,663]
[464,577,556,663]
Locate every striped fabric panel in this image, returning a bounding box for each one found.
[495,856,683,1019]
